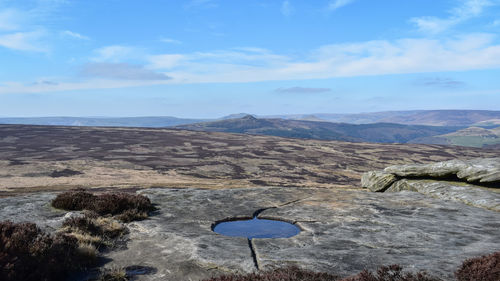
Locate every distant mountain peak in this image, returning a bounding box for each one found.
[240,114,257,120]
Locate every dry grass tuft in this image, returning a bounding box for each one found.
[60,213,126,247]
[97,267,129,281]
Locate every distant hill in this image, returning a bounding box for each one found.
[0,116,207,127]
[411,126,500,148]
[267,110,500,127]
[175,115,461,144]
[2,110,498,128]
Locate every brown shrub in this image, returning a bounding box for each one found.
[115,209,148,223]
[0,220,93,281]
[202,266,338,281]
[92,192,154,216]
[51,190,155,222]
[51,189,97,210]
[455,251,500,281]
[340,265,442,281]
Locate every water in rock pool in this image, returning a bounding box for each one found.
[213,217,300,239]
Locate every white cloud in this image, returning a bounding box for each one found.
[0,30,47,52]
[275,87,331,93]
[160,38,182,44]
[91,45,142,62]
[81,63,170,80]
[281,1,293,16]
[61,30,90,40]
[493,19,500,26]
[146,33,500,84]
[411,0,495,34]
[148,54,186,69]
[328,0,355,11]
[2,34,500,94]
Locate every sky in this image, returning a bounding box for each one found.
[0,0,499,118]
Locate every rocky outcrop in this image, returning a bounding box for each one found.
[363,158,500,211]
[361,171,397,192]
[1,187,500,280]
[383,157,500,183]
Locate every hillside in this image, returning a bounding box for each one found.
[0,116,206,127]
[411,126,500,148]
[269,110,500,126]
[1,124,497,196]
[175,115,461,143]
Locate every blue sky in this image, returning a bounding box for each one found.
[0,0,499,118]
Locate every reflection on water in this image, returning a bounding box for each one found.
[213,217,300,239]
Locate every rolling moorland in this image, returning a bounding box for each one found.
[1,123,498,196]
[0,124,499,280]
[2,110,500,148]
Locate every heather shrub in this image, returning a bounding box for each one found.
[339,265,442,281]
[0,221,92,281]
[51,190,155,222]
[92,192,154,216]
[202,266,338,281]
[455,251,500,281]
[51,189,96,210]
[115,209,149,222]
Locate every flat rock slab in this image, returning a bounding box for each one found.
[1,187,500,281]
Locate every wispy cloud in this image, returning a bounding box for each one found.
[281,1,293,16]
[2,33,500,94]
[411,0,495,34]
[61,30,90,40]
[275,87,331,93]
[414,77,466,88]
[91,45,142,62]
[0,0,68,52]
[160,38,182,44]
[145,33,500,84]
[81,63,171,80]
[0,30,47,52]
[328,0,355,11]
[0,9,23,31]
[30,80,59,86]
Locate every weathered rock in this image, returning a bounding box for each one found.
[389,179,499,211]
[384,157,500,183]
[1,187,500,280]
[455,158,500,183]
[385,179,417,192]
[361,171,397,192]
[384,159,467,178]
[0,192,66,231]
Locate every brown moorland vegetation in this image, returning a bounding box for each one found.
[455,251,500,281]
[0,221,93,281]
[51,189,155,222]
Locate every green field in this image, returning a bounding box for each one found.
[445,136,500,147]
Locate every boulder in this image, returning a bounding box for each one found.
[384,158,500,184]
[385,179,417,192]
[384,159,467,178]
[361,171,397,192]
